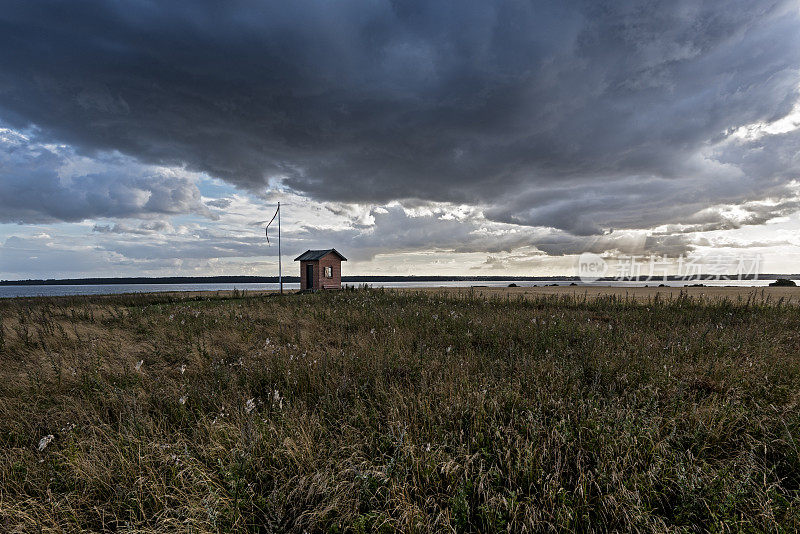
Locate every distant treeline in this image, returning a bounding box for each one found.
[2,274,798,285]
[1,275,566,285]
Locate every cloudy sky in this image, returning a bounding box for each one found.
[2,0,800,279]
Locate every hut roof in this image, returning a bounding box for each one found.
[293,249,347,262]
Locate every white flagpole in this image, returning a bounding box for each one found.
[277,202,282,294]
[265,202,282,294]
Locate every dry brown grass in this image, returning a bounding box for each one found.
[1,288,799,532]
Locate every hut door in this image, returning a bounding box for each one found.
[306,264,314,289]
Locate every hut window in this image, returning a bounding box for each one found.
[324,266,333,277]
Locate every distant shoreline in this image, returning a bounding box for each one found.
[1,274,798,286]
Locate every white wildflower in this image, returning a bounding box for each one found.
[273,390,284,409]
[180,364,186,375]
[179,395,187,405]
[38,434,54,451]
[245,398,256,413]
[134,359,144,371]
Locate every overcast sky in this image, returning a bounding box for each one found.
[2,0,800,279]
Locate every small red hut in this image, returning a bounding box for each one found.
[294,249,347,290]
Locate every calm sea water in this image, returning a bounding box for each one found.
[0,279,779,298]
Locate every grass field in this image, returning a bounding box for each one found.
[1,288,800,532]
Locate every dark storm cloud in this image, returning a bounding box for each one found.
[1,0,799,234]
[294,206,702,260]
[0,128,214,223]
[92,220,173,235]
[205,198,233,209]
